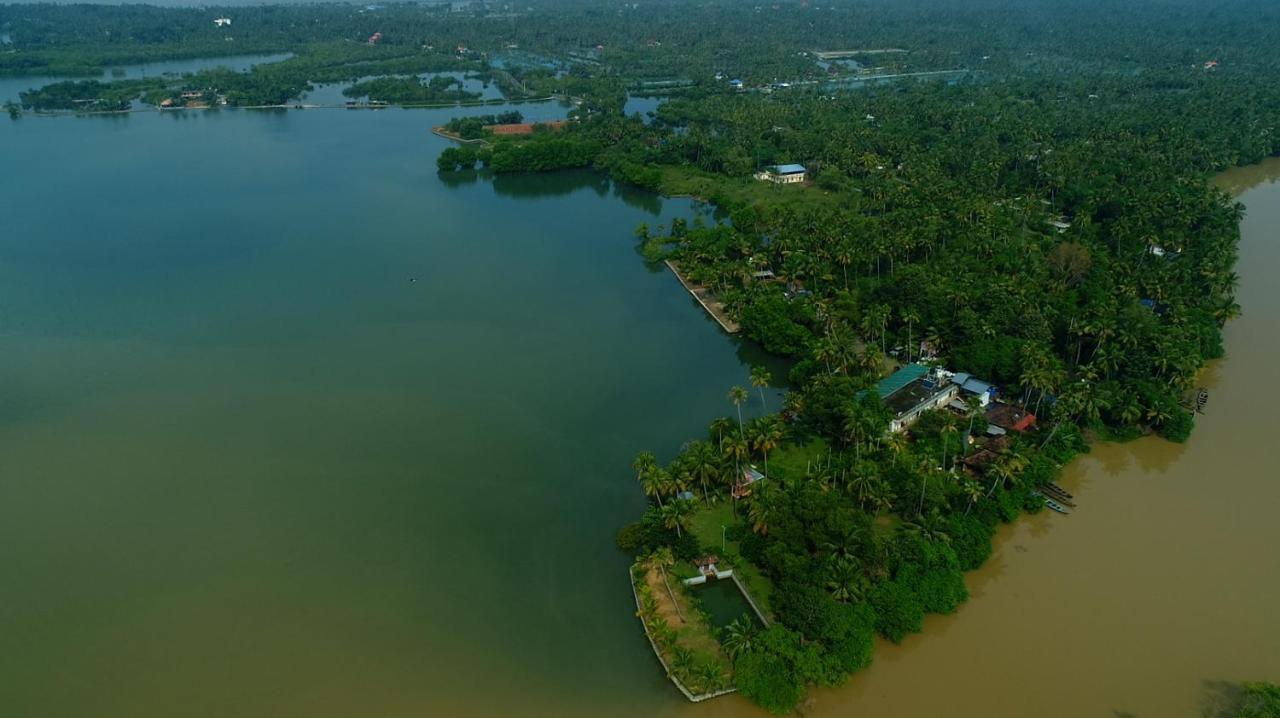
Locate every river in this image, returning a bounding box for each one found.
[2,67,1276,716]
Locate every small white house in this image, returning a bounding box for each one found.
[949,372,995,407]
[754,163,807,184]
[214,17,232,27]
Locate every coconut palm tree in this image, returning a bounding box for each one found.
[845,461,878,509]
[867,479,894,520]
[662,499,693,538]
[903,509,951,544]
[634,450,658,482]
[962,479,984,516]
[648,547,683,621]
[902,307,921,363]
[684,441,720,504]
[653,467,677,506]
[916,457,939,516]
[728,386,749,433]
[709,416,735,447]
[825,555,866,603]
[749,365,772,412]
[635,450,661,505]
[750,416,784,478]
[747,490,774,536]
[641,471,666,508]
[986,451,1027,497]
[720,616,759,659]
[670,646,696,681]
[693,661,724,693]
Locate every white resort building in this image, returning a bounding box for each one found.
[754,164,807,184]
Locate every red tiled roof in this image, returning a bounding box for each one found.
[487,120,568,136]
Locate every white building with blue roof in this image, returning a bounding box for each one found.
[755,163,807,184]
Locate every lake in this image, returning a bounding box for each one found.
[0,96,784,717]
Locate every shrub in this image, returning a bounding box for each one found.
[868,579,924,643]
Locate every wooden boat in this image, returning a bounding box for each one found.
[1037,485,1076,507]
[1042,497,1070,515]
[1042,482,1074,500]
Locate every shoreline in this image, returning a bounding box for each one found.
[663,259,741,334]
[12,95,562,119]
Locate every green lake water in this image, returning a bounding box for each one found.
[693,578,758,631]
[0,103,784,718]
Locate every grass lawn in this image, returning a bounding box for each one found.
[684,499,775,615]
[768,438,830,484]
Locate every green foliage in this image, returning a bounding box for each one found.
[437,146,479,172]
[947,514,997,570]
[732,625,811,715]
[868,579,924,643]
[1159,408,1196,443]
[821,601,877,675]
[739,292,813,356]
[487,136,603,173]
[345,74,479,105]
[1232,682,1280,718]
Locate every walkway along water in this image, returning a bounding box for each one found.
[664,260,741,334]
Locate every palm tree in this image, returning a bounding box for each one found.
[662,499,693,538]
[634,450,658,482]
[641,471,665,508]
[747,491,773,535]
[903,509,951,544]
[709,417,735,446]
[751,416,784,478]
[902,307,921,363]
[867,478,894,520]
[941,424,960,472]
[653,467,677,506]
[728,386,749,433]
[720,616,758,659]
[685,440,720,505]
[916,456,940,516]
[825,555,866,603]
[883,432,908,465]
[670,646,695,681]
[986,451,1027,497]
[634,450,661,506]
[694,661,724,693]
[749,366,772,412]
[845,461,878,509]
[648,547,683,621]
[962,479,984,516]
